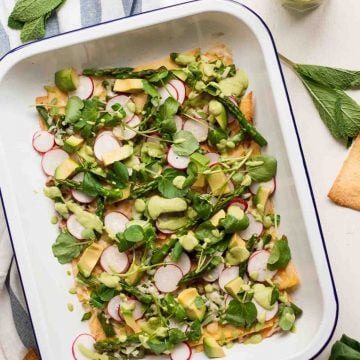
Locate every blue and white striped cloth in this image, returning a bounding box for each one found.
[0,1,184,358]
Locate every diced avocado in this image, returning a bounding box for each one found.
[253,284,273,310]
[225,246,250,266]
[229,233,246,249]
[125,261,144,285]
[172,53,197,65]
[210,210,226,227]
[63,135,84,154]
[224,277,244,298]
[253,186,272,215]
[99,273,120,289]
[190,153,210,188]
[78,145,96,163]
[77,242,104,277]
[156,215,188,232]
[120,301,142,333]
[141,317,162,335]
[178,288,206,321]
[206,166,232,196]
[179,231,198,252]
[209,100,227,129]
[55,67,79,92]
[113,78,144,93]
[218,69,248,97]
[172,69,188,81]
[103,145,133,166]
[147,195,187,220]
[203,336,225,358]
[54,158,78,180]
[43,186,62,200]
[134,199,146,213]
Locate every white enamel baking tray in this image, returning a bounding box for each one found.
[0,1,338,359]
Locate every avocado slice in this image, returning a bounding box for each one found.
[172,69,188,82]
[125,261,144,285]
[253,186,272,215]
[224,277,244,298]
[209,100,227,129]
[156,215,188,232]
[147,195,187,220]
[210,210,226,227]
[113,78,144,93]
[229,233,246,249]
[207,166,232,196]
[55,68,79,92]
[203,336,225,358]
[54,158,78,180]
[63,135,84,154]
[120,302,142,333]
[178,288,206,321]
[77,242,104,277]
[102,145,133,166]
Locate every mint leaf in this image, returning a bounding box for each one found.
[11,0,63,22]
[20,16,45,42]
[8,15,24,30]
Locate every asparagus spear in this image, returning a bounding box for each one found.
[119,281,152,304]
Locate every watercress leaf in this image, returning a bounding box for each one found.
[20,15,46,43]
[187,320,202,342]
[76,273,99,288]
[160,97,179,120]
[219,213,249,234]
[267,236,291,271]
[329,340,360,360]
[278,306,295,331]
[168,328,187,345]
[195,221,223,243]
[90,291,105,309]
[65,96,84,123]
[108,161,129,189]
[97,284,115,302]
[187,192,212,220]
[97,312,115,337]
[10,0,63,22]
[52,232,83,264]
[158,168,187,198]
[162,294,188,321]
[270,286,279,306]
[247,155,277,182]
[208,128,227,147]
[142,80,160,98]
[172,130,199,156]
[290,302,303,317]
[81,312,92,321]
[225,300,257,328]
[182,161,198,189]
[124,225,144,242]
[147,339,169,354]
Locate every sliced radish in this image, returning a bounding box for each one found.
[224,295,234,308]
[169,79,186,104]
[183,119,208,142]
[228,198,248,212]
[69,76,94,100]
[72,333,96,360]
[159,83,178,105]
[67,214,85,240]
[104,212,129,237]
[126,299,145,320]
[174,115,184,132]
[106,95,134,122]
[168,319,188,332]
[71,172,95,204]
[252,299,279,322]
[107,295,125,322]
[167,148,190,170]
[93,133,121,162]
[32,131,54,153]
[249,177,276,195]
[205,152,220,165]
[218,266,239,291]
[113,115,140,140]
[154,264,183,293]
[170,342,192,360]
[247,250,277,282]
[100,245,129,274]
[203,263,225,282]
[41,148,69,176]
[165,253,191,275]
[239,214,263,240]
[228,96,238,124]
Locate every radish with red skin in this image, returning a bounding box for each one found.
[71,172,95,204]
[104,211,129,237]
[93,133,121,161]
[169,79,186,104]
[154,264,183,293]
[247,250,277,282]
[228,198,248,212]
[218,266,239,291]
[165,253,191,275]
[158,83,178,105]
[107,295,124,322]
[250,177,276,195]
[67,214,86,240]
[32,131,55,153]
[106,95,134,122]
[203,263,225,282]
[72,333,96,360]
[100,245,129,274]
[170,342,192,360]
[69,76,94,100]
[239,213,263,240]
[124,299,145,320]
[252,299,279,321]
[227,96,238,124]
[205,152,220,165]
[183,119,208,142]
[174,115,183,132]
[113,115,140,140]
[167,148,190,170]
[41,148,69,176]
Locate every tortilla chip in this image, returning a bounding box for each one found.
[273,261,300,290]
[240,92,253,123]
[328,135,360,210]
[23,349,39,360]
[204,43,233,65]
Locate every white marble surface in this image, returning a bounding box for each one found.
[239,0,360,358]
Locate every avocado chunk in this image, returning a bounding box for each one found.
[190,152,210,188]
[99,273,120,289]
[77,242,104,277]
[229,232,246,249]
[102,145,133,166]
[113,78,144,93]
[179,231,198,252]
[147,195,187,220]
[203,336,225,358]
[253,186,272,215]
[156,215,188,232]
[55,67,79,92]
[225,246,250,265]
[224,277,244,298]
[120,301,142,333]
[172,69,188,81]
[54,158,78,180]
[63,135,84,154]
[206,166,232,196]
[253,284,273,310]
[78,144,96,163]
[210,210,226,227]
[209,100,227,129]
[218,69,248,97]
[125,261,144,285]
[178,288,206,321]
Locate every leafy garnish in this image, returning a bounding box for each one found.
[225,300,257,328]
[172,130,199,156]
[267,236,291,271]
[52,232,84,264]
[247,155,277,182]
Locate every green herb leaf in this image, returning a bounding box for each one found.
[20,15,45,42]
[65,96,84,123]
[107,161,129,189]
[157,168,187,198]
[195,221,223,243]
[10,0,63,22]
[208,128,228,147]
[267,236,291,271]
[247,155,277,182]
[219,213,249,234]
[278,305,295,331]
[81,312,92,321]
[97,312,115,337]
[8,15,24,29]
[187,320,202,342]
[142,80,159,98]
[225,300,257,328]
[52,232,84,264]
[162,294,188,322]
[172,130,199,156]
[123,225,144,242]
[329,340,360,360]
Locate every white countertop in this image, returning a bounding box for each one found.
[240,0,359,358]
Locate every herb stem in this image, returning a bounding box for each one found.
[278,53,297,69]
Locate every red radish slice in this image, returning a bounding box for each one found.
[106,95,134,122]
[252,299,279,321]
[41,148,69,176]
[165,253,191,275]
[174,115,183,132]
[154,264,183,293]
[239,214,263,240]
[67,214,85,240]
[93,134,121,161]
[126,299,145,320]
[167,148,190,170]
[247,250,277,282]
[170,342,192,360]
[205,152,220,165]
[71,172,95,204]
[32,131,54,153]
[69,76,94,100]
[249,177,276,195]
[72,333,96,360]
[203,263,225,282]
[183,119,208,142]
[169,319,188,332]
[107,295,125,322]
[158,83,178,105]
[228,198,248,212]
[100,245,129,274]
[113,115,140,140]
[218,266,240,291]
[104,212,129,237]
[169,79,186,104]
[228,96,238,124]
[225,295,234,308]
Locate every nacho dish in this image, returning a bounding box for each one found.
[32,45,301,360]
